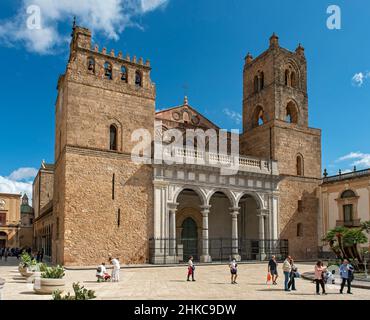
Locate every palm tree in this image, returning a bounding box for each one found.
[361,221,370,234]
[322,229,343,259]
[343,228,368,265]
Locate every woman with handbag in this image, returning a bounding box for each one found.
[314,260,327,295]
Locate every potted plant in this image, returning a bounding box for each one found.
[33,265,66,294]
[18,251,37,278]
[52,282,96,300]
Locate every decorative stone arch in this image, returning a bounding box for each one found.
[283,59,301,89]
[285,99,299,124]
[252,105,267,128]
[296,152,304,176]
[336,188,360,224]
[172,185,207,206]
[206,188,237,207]
[235,191,265,210]
[107,118,123,152]
[176,207,203,239]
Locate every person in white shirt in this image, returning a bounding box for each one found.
[109,257,121,282]
[187,256,195,281]
[229,259,238,284]
[96,262,107,282]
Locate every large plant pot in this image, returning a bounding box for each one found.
[18,266,34,278]
[33,278,66,295]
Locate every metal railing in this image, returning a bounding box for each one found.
[323,168,370,183]
[149,238,288,264]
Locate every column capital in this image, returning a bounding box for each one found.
[229,207,240,217]
[257,209,269,217]
[168,202,179,213]
[200,205,211,214]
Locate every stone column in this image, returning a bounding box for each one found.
[200,205,212,263]
[230,207,241,261]
[258,212,267,261]
[168,203,178,256]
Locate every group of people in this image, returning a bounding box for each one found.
[96,257,121,282]
[0,247,21,260]
[267,255,354,295]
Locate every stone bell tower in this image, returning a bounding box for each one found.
[241,34,322,259]
[52,24,156,266]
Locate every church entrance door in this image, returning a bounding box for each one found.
[181,217,198,261]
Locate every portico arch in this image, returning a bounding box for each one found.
[206,188,236,207]
[173,185,207,206]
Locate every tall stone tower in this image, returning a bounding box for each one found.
[53,25,155,265]
[241,34,322,259]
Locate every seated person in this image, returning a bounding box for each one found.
[96,262,110,282]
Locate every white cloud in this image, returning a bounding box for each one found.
[352,71,370,87]
[337,152,370,168]
[0,0,169,54]
[223,108,242,125]
[0,167,38,202]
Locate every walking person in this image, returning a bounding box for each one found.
[187,256,195,282]
[109,257,121,282]
[229,259,238,284]
[4,248,8,262]
[282,256,292,291]
[268,255,278,285]
[339,259,354,294]
[40,248,44,263]
[288,257,297,291]
[314,260,327,295]
[0,247,3,261]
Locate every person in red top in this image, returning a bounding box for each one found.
[314,260,327,295]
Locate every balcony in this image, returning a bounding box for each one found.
[160,147,279,175]
[336,219,361,228]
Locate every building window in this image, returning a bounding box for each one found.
[0,213,5,226]
[253,105,265,127]
[341,190,356,199]
[343,204,353,222]
[87,57,95,73]
[254,72,264,93]
[121,66,127,82]
[286,101,298,124]
[110,125,118,151]
[296,154,304,176]
[104,62,113,80]
[254,76,259,93]
[297,223,303,237]
[30,218,34,225]
[298,200,303,212]
[291,71,297,88]
[135,70,142,87]
[259,72,264,90]
[285,69,290,86]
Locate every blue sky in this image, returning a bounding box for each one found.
[0,0,369,196]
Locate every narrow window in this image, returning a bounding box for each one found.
[117,208,121,227]
[121,66,127,82]
[259,72,264,90]
[56,218,60,240]
[298,200,303,212]
[104,62,113,80]
[285,70,290,86]
[112,173,115,200]
[135,70,142,86]
[254,76,259,93]
[87,57,95,73]
[297,223,303,237]
[296,154,304,176]
[291,72,296,88]
[110,125,117,151]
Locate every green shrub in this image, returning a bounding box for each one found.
[19,251,37,268]
[52,282,96,300]
[41,265,65,279]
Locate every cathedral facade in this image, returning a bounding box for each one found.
[33,26,322,266]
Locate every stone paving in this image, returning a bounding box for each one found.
[1,257,370,300]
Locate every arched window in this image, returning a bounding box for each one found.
[291,71,297,88]
[121,66,127,82]
[297,223,303,237]
[109,125,118,151]
[286,101,298,124]
[87,57,95,73]
[104,62,113,80]
[296,154,304,176]
[254,76,259,93]
[252,105,265,127]
[285,69,290,86]
[341,190,356,199]
[135,70,142,87]
[259,72,264,90]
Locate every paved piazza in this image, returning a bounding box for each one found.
[1,258,369,300]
